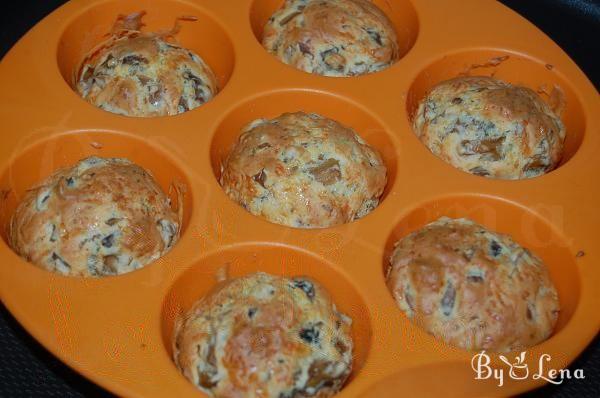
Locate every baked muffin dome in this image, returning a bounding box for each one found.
[8,157,181,277]
[220,112,387,228]
[174,272,353,398]
[386,217,559,352]
[76,12,217,117]
[412,76,566,179]
[262,0,399,77]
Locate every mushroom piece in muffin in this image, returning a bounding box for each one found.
[76,12,218,117]
[220,112,387,228]
[262,0,399,76]
[174,272,353,398]
[8,157,182,277]
[412,76,566,179]
[386,217,560,352]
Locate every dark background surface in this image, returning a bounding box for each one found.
[0,0,598,397]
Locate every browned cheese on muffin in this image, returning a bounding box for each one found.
[174,272,353,398]
[8,157,181,277]
[76,12,218,116]
[412,76,566,179]
[386,217,559,352]
[262,0,399,76]
[220,112,387,228]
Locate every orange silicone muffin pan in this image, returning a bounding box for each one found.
[0,0,598,396]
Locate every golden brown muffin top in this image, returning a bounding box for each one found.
[387,217,559,352]
[220,112,386,227]
[174,272,353,397]
[263,0,399,76]
[9,157,181,276]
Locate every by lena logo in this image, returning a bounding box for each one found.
[471,351,585,387]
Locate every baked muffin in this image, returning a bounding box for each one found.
[220,112,387,228]
[8,157,181,277]
[412,76,566,179]
[76,12,218,117]
[386,217,559,352]
[174,272,353,398]
[262,0,399,76]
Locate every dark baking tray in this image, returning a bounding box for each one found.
[0,0,598,396]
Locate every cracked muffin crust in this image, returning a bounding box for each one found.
[262,0,399,77]
[412,76,566,179]
[76,12,218,117]
[386,217,559,352]
[220,112,387,228]
[8,157,181,277]
[174,272,353,398]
